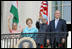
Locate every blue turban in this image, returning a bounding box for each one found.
[42,14,48,21]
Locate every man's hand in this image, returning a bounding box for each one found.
[39,15,42,20]
[61,38,65,44]
[46,39,50,44]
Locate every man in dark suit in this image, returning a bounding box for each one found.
[46,10,67,48]
[36,12,50,48]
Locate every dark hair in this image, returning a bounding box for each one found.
[26,18,33,25]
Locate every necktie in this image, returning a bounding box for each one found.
[55,19,58,29]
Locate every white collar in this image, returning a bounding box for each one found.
[55,18,59,21]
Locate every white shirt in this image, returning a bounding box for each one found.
[55,18,59,29]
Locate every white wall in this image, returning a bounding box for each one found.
[1,1,52,34]
[1,1,42,34]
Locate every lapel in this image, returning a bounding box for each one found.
[53,19,55,30]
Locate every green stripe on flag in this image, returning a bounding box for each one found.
[10,5,19,24]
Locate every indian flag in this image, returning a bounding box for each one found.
[10,1,19,24]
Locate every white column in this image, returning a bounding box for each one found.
[67,31,71,48]
[48,1,52,21]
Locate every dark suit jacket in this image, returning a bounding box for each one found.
[35,21,50,46]
[49,19,67,32]
[47,19,67,43]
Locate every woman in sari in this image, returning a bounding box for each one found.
[8,16,23,48]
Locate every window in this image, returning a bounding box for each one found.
[62,1,71,24]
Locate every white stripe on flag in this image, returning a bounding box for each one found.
[43,2,46,3]
[12,1,18,8]
[43,5,47,7]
